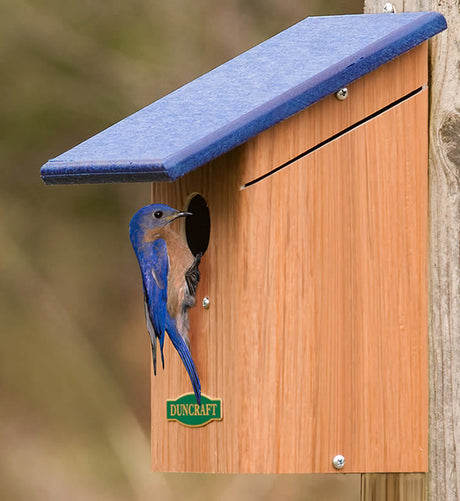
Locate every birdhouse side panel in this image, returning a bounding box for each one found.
[235,89,428,473]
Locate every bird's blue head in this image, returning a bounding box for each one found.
[129,203,191,246]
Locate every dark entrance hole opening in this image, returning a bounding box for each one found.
[184,193,210,257]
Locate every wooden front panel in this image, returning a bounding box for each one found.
[150,90,428,473]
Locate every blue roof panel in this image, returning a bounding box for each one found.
[41,12,446,184]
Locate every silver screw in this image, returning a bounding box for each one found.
[335,88,348,101]
[383,2,397,13]
[332,454,345,470]
[202,297,210,309]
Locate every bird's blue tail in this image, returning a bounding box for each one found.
[165,315,201,405]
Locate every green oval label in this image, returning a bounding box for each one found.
[166,393,222,427]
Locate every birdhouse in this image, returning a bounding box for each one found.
[41,12,446,476]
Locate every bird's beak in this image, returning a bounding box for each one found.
[170,211,192,221]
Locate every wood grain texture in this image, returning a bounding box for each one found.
[361,474,426,501]
[149,86,428,473]
[364,2,459,499]
[239,43,427,185]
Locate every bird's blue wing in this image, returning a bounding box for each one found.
[140,239,169,372]
[138,238,201,405]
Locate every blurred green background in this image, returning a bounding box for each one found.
[1,1,363,499]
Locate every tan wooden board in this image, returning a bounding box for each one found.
[150,87,428,473]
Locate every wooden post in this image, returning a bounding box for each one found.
[361,474,425,501]
[364,1,460,500]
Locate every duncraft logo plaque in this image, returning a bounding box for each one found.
[166,393,222,427]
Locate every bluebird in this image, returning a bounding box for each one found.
[129,203,202,404]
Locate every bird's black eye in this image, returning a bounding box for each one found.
[153,210,163,219]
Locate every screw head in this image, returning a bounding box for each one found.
[332,454,345,470]
[335,87,348,101]
[383,2,397,13]
[202,297,210,309]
